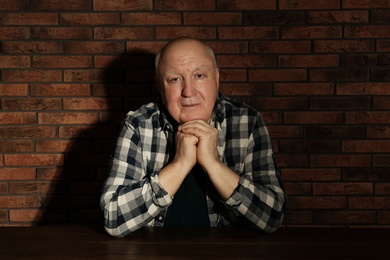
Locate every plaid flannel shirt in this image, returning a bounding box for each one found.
[100,94,286,237]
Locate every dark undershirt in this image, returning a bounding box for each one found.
[164,164,210,227]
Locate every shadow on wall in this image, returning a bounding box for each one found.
[38,50,158,229]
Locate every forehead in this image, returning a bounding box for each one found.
[160,40,214,68]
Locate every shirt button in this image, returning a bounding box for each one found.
[157,215,164,221]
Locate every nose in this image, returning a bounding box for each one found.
[181,79,196,97]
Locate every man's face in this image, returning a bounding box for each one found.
[157,40,219,124]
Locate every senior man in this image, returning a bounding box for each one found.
[100,37,286,237]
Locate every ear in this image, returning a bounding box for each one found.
[215,68,220,91]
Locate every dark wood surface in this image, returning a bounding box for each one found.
[0,225,388,259]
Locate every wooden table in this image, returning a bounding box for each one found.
[0,225,388,259]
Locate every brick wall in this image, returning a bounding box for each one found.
[0,0,389,227]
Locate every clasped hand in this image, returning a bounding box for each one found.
[173,120,219,172]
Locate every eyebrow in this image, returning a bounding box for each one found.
[166,65,213,75]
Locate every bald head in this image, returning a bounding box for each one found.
[155,37,217,77]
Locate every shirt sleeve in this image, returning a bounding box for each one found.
[224,114,286,233]
[100,120,172,237]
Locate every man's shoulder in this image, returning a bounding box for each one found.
[124,102,161,127]
[219,94,258,118]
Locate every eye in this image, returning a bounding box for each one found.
[168,77,181,84]
[195,73,205,79]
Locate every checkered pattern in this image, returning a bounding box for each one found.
[100,94,286,237]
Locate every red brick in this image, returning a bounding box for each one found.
[308,11,368,23]
[59,125,117,139]
[249,69,306,82]
[282,168,341,181]
[313,183,373,195]
[343,0,390,8]
[1,41,62,54]
[0,210,7,221]
[283,210,313,224]
[218,69,246,82]
[36,140,93,153]
[279,0,339,9]
[343,168,390,181]
[218,0,276,10]
[0,84,28,96]
[63,69,118,83]
[63,98,121,110]
[288,196,346,209]
[314,40,374,53]
[30,0,91,10]
[251,40,310,53]
[282,26,341,39]
[2,98,62,110]
[206,41,248,54]
[219,83,272,96]
[184,12,241,25]
[315,211,376,224]
[310,97,370,110]
[0,56,30,68]
[345,25,390,38]
[0,140,33,153]
[310,68,368,81]
[349,197,390,209]
[285,112,343,124]
[373,155,390,167]
[94,27,153,40]
[0,12,58,25]
[0,168,36,180]
[60,13,120,25]
[93,0,152,10]
[33,56,92,69]
[5,154,64,167]
[267,126,303,139]
[374,97,390,110]
[346,112,390,124]
[10,182,66,195]
[279,55,338,68]
[0,196,41,208]
[91,83,150,97]
[378,211,390,224]
[156,0,215,10]
[9,209,67,222]
[337,83,390,95]
[32,27,92,40]
[273,154,308,167]
[0,126,56,138]
[123,12,181,25]
[284,182,311,195]
[343,140,390,153]
[279,139,339,153]
[127,41,165,53]
[217,55,275,68]
[377,40,390,51]
[310,155,371,167]
[30,84,90,97]
[219,26,277,39]
[367,126,390,138]
[156,27,216,40]
[0,112,36,124]
[2,70,62,83]
[0,0,29,10]
[65,41,124,54]
[376,183,390,195]
[38,112,98,124]
[274,83,334,95]
[250,97,307,110]
[0,27,29,40]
